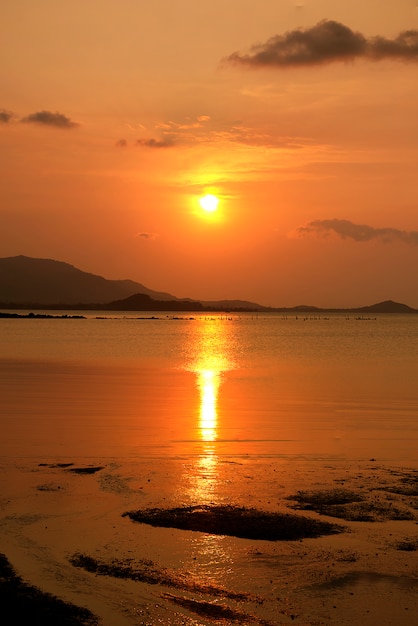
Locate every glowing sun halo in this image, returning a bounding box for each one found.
[199,194,219,212]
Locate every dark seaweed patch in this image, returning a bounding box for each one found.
[122,505,344,540]
[287,489,415,521]
[66,466,104,475]
[162,592,276,624]
[0,553,98,625]
[395,539,418,552]
[36,483,63,492]
[288,489,363,509]
[383,485,418,497]
[69,553,253,600]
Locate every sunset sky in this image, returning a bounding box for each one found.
[2,0,418,307]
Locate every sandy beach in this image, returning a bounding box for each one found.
[1,455,418,625]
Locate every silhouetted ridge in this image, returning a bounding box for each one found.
[0,256,416,313]
[0,255,176,305]
[356,300,416,314]
[107,293,204,311]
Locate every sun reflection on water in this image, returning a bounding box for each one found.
[198,368,219,442]
[184,317,236,448]
[181,318,237,503]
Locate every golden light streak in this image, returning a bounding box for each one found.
[198,368,219,442]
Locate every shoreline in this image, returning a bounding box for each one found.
[1,456,418,625]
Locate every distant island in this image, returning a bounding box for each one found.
[1,299,416,317]
[0,311,87,319]
[0,255,417,314]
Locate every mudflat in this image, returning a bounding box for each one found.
[1,456,417,625]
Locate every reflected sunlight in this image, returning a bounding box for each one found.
[183,317,236,445]
[198,368,219,441]
[193,446,219,502]
[189,532,234,576]
[180,318,238,503]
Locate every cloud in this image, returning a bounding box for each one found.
[156,115,210,131]
[0,109,14,123]
[135,232,158,240]
[142,114,303,150]
[21,110,79,128]
[136,137,175,149]
[116,139,128,147]
[226,20,418,68]
[294,219,418,245]
[134,114,309,153]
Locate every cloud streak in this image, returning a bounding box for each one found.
[135,232,158,240]
[136,137,175,149]
[226,20,418,68]
[295,219,418,246]
[21,110,79,128]
[0,109,14,123]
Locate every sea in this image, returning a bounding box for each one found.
[1,310,418,465]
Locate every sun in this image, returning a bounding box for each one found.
[199,194,219,213]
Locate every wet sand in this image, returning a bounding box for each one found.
[1,456,418,625]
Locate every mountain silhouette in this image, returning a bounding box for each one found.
[0,255,265,311]
[0,256,416,313]
[107,293,204,311]
[355,300,417,314]
[0,255,177,305]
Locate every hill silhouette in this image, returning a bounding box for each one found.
[0,255,177,305]
[355,300,417,314]
[0,255,265,311]
[0,256,416,313]
[107,293,204,312]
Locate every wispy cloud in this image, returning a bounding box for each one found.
[133,115,213,148]
[0,109,14,123]
[136,137,176,149]
[294,219,418,245]
[156,115,211,132]
[226,20,418,68]
[21,110,79,128]
[135,114,309,151]
[135,232,158,240]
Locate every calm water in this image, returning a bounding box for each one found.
[1,312,418,463]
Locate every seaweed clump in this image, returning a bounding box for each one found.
[287,489,415,521]
[162,592,276,624]
[122,504,344,540]
[395,539,418,552]
[0,553,98,626]
[66,466,104,475]
[70,553,253,600]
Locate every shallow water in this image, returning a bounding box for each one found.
[1,312,418,463]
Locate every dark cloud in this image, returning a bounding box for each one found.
[116,139,128,147]
[136,137,175,148]
[21,110,79,128]
[0,109,14,123]
[226,20,418,68]
[295,219,418,245]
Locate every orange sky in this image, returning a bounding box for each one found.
[2,0,418,307]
